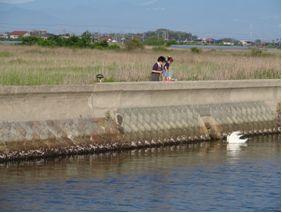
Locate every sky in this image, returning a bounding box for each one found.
[0,0,280,41]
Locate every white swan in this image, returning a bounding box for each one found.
[227,131,248,144]
[225,131,248,158]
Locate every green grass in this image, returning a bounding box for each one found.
[0,51,13,57]
[0,70,65,85]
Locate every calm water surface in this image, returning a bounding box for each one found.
[171,44,250,50]
[0,135,280,211]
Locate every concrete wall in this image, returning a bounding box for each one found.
[0,79,280,161]
[90,80,280,118]
[0,79,280,121]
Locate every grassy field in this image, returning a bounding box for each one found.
[0,44,280,85]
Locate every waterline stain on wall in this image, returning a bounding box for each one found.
[0,101,279,162]
[0,80,280,162]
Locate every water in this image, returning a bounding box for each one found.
[171,44,250,50]
[0,41,22,45]
[0,135,280,211]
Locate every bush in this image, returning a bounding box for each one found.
[98,40,109,48]
[191,47,201,54]
[21,36,40,45]
[20,33,123,50]
[0,51,12,57]
[124,38,144,50]
[250,48,263,56]
[246,48,272,57]
[143,37,166,46]
[152,46,169,52]
[104,76,115,82]
[90,40,109,49]
[165,39,177,47]
[66,36,80,47]
[37,39,56,47]
[108,44,120,50]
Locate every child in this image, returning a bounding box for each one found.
[151,56,166,81]
[163,56,174,81]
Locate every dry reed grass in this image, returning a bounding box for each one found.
[0,45,280,85]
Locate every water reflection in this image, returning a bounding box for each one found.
[226,142,248,164]
[0,135,280,211]
[0,142,224,182]
[227,142,248,152]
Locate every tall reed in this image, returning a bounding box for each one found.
[0,45,280,85]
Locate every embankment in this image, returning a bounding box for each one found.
[0,79,280,161]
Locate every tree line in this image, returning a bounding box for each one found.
[21,31,121,50]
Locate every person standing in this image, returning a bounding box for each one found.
[151,56,166,81]
[163,56,174,81]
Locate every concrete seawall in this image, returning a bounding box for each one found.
[0,79,280,161]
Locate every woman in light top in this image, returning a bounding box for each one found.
[163,56,174,81]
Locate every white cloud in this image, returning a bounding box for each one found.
[146,7,165,11]
[140,0,158,6]
[0,0,35,4]
[130,0,158,7]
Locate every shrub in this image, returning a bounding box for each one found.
[0,51,12,57]
[37,39,55,47]
[104,76,115,82]
[165,39,177,47]
[65,36,80,47]
[108,44,120,50]
[152,46,169,52]
[98,40,109,48]
[191,47,201,54]
[246,48,272,57]
[91,40,109,49]
[20,34,121,50]
[124,38,144,50]
[250,48,263,56]
[21,36,40,45]
[143,37,166,46]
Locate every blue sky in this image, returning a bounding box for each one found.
[0,0,280,41]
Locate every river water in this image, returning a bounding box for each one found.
[0,135,280,211]
[171,44,250,50]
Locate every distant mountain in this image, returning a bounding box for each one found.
[0,0,280,40]
[0,0,184,34]
[0,2,63,32]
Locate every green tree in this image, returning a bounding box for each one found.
[143,37,165,46]
[80,31,92,47]
[165,39,177,46]
[125,38,144,50]
[21,36,39,45]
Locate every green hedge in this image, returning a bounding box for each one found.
[21,35,120,50]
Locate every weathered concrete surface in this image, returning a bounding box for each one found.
[0,79,280,161]
[0,79,280,121]
[89,80,280,118]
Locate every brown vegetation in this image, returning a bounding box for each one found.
[0,45,280,85]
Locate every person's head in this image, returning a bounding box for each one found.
[167,56,174,64]
[157,56,166,65]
